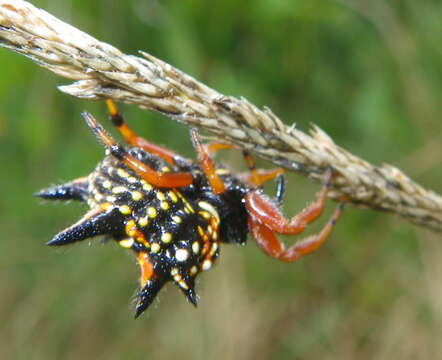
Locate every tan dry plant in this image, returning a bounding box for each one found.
[0,0,441,231]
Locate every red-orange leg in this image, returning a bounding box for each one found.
[205,142,235,154]
[237,168,285,187]
[239,151,284,187]
[245,168,344,261]
[106,99,180,165]
[246,169,333,235]
[190,129,226,195]
[83,111,193,188]
[242,151,261,186]
[190,134,285,194]
[248,203,343,262]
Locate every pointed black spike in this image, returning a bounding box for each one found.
[35,177,88,201]
[175,275,198,307]
[134,277,167,318]
[185,287,198,307]
[47,206,122,246]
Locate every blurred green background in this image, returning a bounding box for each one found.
[1,0,442,359]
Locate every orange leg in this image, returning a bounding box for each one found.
[248,203,343,262]
[190,134,284,194]
[245,169,332,235]
[205,142,235,154]
[190,129,226,195]
[240,150,284,187]
[83,111,193,188]
[242,151,261,186]
[237,168,285,187]
[245,168,344,261]
[106,99,180,165]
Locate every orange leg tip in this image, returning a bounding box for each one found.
[105,99,118,116]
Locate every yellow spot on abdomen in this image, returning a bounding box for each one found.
[202,259,212,271]
[125,220,137,237]
[99,202,113,211]
[172,216,182,224]
[210,242,218,256]
[156,192,166,201]
[106,195,117,203]
[161,233,172,243]
[190,266,198,276]
[168,191,178,203]
[197,226,205,237]
[198,201,220,222]
[178,280,189,290]
[119,205,131,215]
[119,238,134,248]
[102,180,112,189]
[142,181,153,192]
[112,186,127,194]
[128,176,138,184]
[131,191,143,201]
[199,211,211,220]
[117,168,129,178]
[150,242,161,253]
[138,216,148,227]
[192,241,200,254]
[147,207,157,218]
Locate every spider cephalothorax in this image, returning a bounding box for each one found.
[37,100,343,317]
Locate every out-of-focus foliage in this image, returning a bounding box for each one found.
[1,0,442,359]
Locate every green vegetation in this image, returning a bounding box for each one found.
[0,0,441,358]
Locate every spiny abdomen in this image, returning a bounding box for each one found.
[37,151,222,316]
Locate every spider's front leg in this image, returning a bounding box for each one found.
[106,99,181,165]
[245,168,344,262]
[82,112,193,188]
[190,128,228,195]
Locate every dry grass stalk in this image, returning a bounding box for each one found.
[0,0,441,231]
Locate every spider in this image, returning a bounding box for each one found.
[36,100,344,317]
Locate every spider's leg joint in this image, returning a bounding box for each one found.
[108,144,125,159]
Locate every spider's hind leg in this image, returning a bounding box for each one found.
[245,168,344,262]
